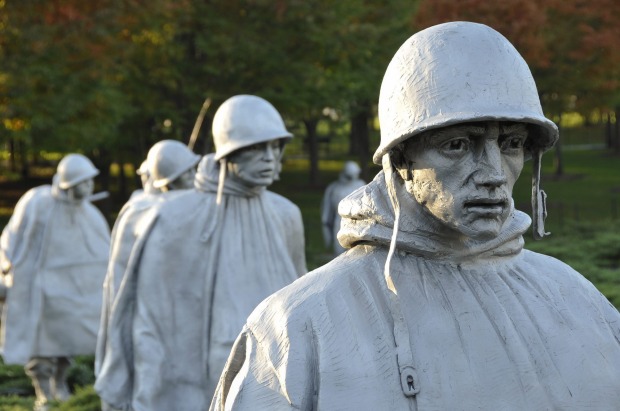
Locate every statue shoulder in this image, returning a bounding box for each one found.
[520,248,606,296]
[10,185,54,221]
[246,246,386,333]
[264,190,302,219]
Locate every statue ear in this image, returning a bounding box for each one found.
[390,148,413,181]
[396,165,413,181]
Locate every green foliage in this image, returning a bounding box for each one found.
[0,357,98,411]
[0,395,34,411]
[0,360,32,397]
[54,386,101,411]
[0,0,422,168]
[66,356,96,391]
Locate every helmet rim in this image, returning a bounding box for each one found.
[373,111,558,164]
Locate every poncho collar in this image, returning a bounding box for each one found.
[50,175,87,205]
[338,171,530,261]
[194,154,265,197]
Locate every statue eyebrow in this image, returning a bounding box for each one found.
[432,125,486,139]
[500,123,528,135]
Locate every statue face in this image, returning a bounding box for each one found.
[227,139,282,188]
[72,178,94,200]
[401,121,527,240]
[169,168,196,190]
[341,162,361,182]
[140,172,150,188]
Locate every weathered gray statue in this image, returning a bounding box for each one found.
[0,154,110,411]
[128,159,160,201]
[95,140,200,380]
[210,22,620,410]
[321,161,365,255]
[95,95,307,411]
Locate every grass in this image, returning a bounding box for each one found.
[0,356,96,410]
[512,148,620,232]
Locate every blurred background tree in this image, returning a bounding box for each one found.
[1,2,619,409]
[1,0,618,185]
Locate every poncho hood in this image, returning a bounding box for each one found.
[50,174,90,204]
[338,171,530,261]
[195,154,265,198]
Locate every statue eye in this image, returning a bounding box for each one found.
[442,138,470,153]
[500,136,526,152]
[245,143,265,153]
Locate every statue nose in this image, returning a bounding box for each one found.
[474,142,507,188]
[262,145,276,161]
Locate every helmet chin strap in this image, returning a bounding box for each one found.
[216,158,227,205]
[382,153,420,399]
[531,148,550,240]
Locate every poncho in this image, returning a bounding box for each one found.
[95,190,177,376]
[96,155,306,411]
[211,171,620,410]
[0,183,110,365]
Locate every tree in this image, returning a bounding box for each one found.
[0,1,135,177]
[1,0,425,188]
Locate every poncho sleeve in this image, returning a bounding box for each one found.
[320,183,336,247]
[287,205,307,277]
[0,187,47,273]
[210,304,316,410]
[267,192,307,277]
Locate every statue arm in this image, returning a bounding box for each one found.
[276,199,307,277]
[210,325,315,411]
[320,187,335,248]
[0,188,47,274]
[290,208,307,276]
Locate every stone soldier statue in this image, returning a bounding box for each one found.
[95,140,200,380]
[0,154,110,411]
[210,22,620,410]
[321,161,365,256]
[95,95,307,411]
[128,159,160,201]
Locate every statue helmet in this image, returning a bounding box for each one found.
[56,154,99,189]
[147,140,201,189]
[374,21,559,164]
[212,95,292,161]
[342,161,361,179]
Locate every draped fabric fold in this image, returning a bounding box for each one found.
[0,182,109,365]
[210,171,620,411]
[96,154,306,411]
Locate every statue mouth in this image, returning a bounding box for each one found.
[463,198,507,215]
[257,168,275,177]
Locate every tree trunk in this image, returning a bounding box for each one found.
[606,112,613,149]
[8,137,16,172]
[304,118,320,186]
[349,105,371,181]
[553,140,564,176]
[553,117,564,176]
[614,108,620,155]
[91,148,112,223]
[118,160,128,201]
[18,139,29,179]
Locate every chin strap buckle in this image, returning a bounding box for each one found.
[399,365,420,397]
